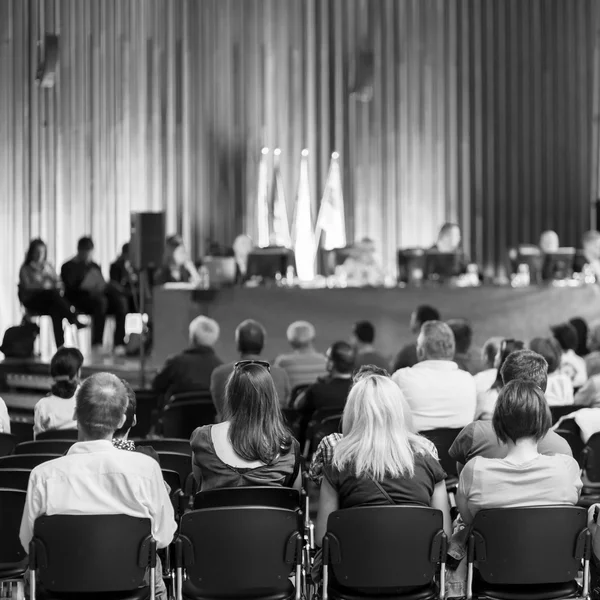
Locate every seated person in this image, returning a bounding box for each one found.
[475,339,524,420]
[530,337,574,406]
[34,347,83,437]
[586,321,600,377]
[0,395,9,434]
[391,304,441,371]
[274,321,328,389]
[350,320,390,371]
[570,316,589,357]
[473,337,503,395]
[581,230,600,281]
[191,362,301,490]
[551,322,588,388]
[392,321,476,431]
[152,315,222,407]
[450,350,573,472]
[539,230,560,254]
[211,319,290,419]
[232,234,254,284]
[339,238,385,287]
[447,318,481,375]
[154,234,200,285]
[61,236,128,355]
[109,242,151,314]
[19,238,85,348]
[426,223,468,280]
[20,372,176,600]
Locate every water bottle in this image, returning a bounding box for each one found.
[518,263,530,287]
[199,265,210,290]
[286,265,295,286]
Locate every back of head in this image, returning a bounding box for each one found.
[492,380,551,444]
[224,363,291,463]
[569,317,589,356]
[50,347,84,399]
[417,321,455,361]
[551,323,578,353]
[529,338,561,374]
[414,305,441,327]
[500,349,548,392]
[77,236,94,253]
[481,336,503,369]
[589,321,600,352]
[583,230,600,248]
[76,373,127,439]
[353,364,390,382]
[114,379,136,438]
[286,320,316,350]
[492,339,525,389]
[189,315,220,348]
[121,242,130,256]
[353,320,375,344]
[236,319,265,355]
[328,341,356,375]
[447,318,473,354]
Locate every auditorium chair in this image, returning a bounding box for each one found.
[321,506,447,600]
[0,453,60,470]
[157,451,193,490]
[0,489,28,597]
[466,506,589,600]
[14,439,74,455]
[133,438,192,456]
[550,404,580,425]
[0,468,31,492]
[556,424,586,467]
[194,486,301,511]
[162,469,182,494]
[303,410,343,458]
[420,428,462,489]
[29,514,157,600]
[36,428,78,441]
[9,418,34,444]
[290,384,310,406]
[129,389,159,439]
[174,506,304,600]
[0,432,17,457]
[162,399,216,439]
[577,432,600,506]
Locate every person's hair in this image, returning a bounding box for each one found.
[353,320,375,344]
[114,379,136,438]
[589,321,600,353]
[24,238,47,265]
[163,234,184,266]
[438,222,460,238]
[327,341,356,375]
[417,321,455,360]
[414,305,441,326]
[551,323,579,352]
[333,375,433,481]
[529,338,561,374]
[446,318,473,354]
[50,347,84,399]
[500,349,548,392]
[121,242,130,255]
[188,315,220,348]
[491,339,525,389]
[353,364,390,382]
[569,317,589,356]
[77,236,94,252]
[236,319,265,355]
[481,337,503,369]
[75,373,127,439]
[223,364,292,463]
[492,380,551,444]
[286,321,316,349]
[583,230,600,246]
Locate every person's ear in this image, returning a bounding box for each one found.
[72,407,78,421]
[117,413,127,429]
[132,415,137,428]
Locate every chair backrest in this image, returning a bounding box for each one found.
[9,419,34,444]
[162,400,216,438]
[556,428,586,467]
[0,454,60,470]
[471,506,588,585]
[324,506,445,590]
[551,405,579,424]
[194,486,301,511]
[36,428,78,441]
[0,432,17,457]
[132,437,192,456]
[32,515,154,592]
[162,468,182,493]
[291,384,310,405]
[0,468,32,491]
[311,415,342,449]
[128,389,158,438]
[158,451,192,488]
[177,507,301,596]
[584,432,600,484]
[15,440,75,455]
[419,428,463,478]
[0,488,27,564]
[168,390,213,404]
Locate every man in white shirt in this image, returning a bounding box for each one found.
[392,320,476,432]
[20,372,176,599]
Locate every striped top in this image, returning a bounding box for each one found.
[273,351,328,389]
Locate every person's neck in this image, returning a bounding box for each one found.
[78,432,113,442]
[503,438,539,463]
[357,343,374,353]
[239,351,261,359]
[330,370,352,379]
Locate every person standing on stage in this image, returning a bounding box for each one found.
[19,238,86,349]
[154,234,200,285]
[61,236,128,355]
[232,234,254,284]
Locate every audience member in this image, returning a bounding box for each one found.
[109,242,148,314]
[274,321,327,389]
[210,319,290,419]
[61,236,128,355]
[152,315,222,404]
[582,230,600,281]
[340,238,385,287]
[473,337,502,395]
[529,337,574,406]
[34,347,83,437]
[573,373,600,408]
[570,317,590,357]
[391,304,441,371]
[19,238,85,348]
[20,373,176,600]
[447,318,481,375]
[450,350,572,471]
[551,322,587,387]
[0,395,9,434]
[154,234,200,286]
[392,321,476,431]
[350,320,390,371]
[586,321,600,378]
[191,363,300,490]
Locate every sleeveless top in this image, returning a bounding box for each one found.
[191,425,300,490]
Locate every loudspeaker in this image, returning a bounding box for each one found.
[130,212,166,270]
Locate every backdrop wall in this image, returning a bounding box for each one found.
[1,0,600,336]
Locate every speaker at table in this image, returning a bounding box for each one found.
[130,212,166,271]
[397,248,426,284]
[247,247,295,280]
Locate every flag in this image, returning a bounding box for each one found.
[315,153,346,250]
[256,148,270,248]
[271,151,292,248]
[292,151,316,281]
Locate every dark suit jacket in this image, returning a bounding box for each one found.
[392,342,419,372]
[61,258,105,299]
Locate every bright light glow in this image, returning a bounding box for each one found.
[301,148,309,157]
[274,148,281,156]
[261,147,269,155]
[332,151,339,159]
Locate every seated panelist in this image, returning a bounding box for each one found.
[426,223,468,280]
[340,238,385,287]
[154,234,200,286]
[109,242,151,313]
[232,234,253,284]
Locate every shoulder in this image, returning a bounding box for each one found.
[539,430,573,457]
[391,366,412,382]
[211,362,233,377]
[274,354,292,367]
[190,424,213,448]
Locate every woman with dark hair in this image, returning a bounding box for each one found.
[474,338,524,420]
[154,234,200,285]
[569,317,590,357]
[19,238,85,348]
[33,347,84,437]
[529,337,573,406]
[552,322,588,387]
[191,361,301,489]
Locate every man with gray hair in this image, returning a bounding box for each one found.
[392,320,476,431]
